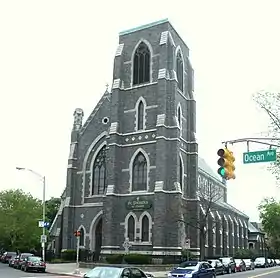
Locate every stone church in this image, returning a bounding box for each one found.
[50,19,250,259]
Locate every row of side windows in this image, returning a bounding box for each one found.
[90,146,184,196]
[132,41,184,92]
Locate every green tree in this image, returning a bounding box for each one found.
[45,197,60,225]
[0,189,42,251]
[253,91,280,181]
[258,198,280,256]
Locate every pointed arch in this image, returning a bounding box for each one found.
[129,148,150,192]
[82,131,108,202]
[139,211,152,243]
[131,39,152,86]
[78,225,86,247]
[135,96,147,131]
[175,46,185,92]
[179,152,184,193]
[124,212,137,242]
[90,142,107,196]
[89,210,103,251]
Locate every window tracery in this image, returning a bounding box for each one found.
[133,42,150,85]
[92,146,107,195]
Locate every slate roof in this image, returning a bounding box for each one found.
[198,156,222,182]
[248,222,263,233]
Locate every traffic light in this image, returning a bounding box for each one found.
[74,230,81,237]
[217,147,236,180]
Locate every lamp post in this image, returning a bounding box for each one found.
[16,167,46,262]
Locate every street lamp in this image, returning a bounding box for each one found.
[16,167,46,262]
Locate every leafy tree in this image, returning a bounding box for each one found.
[0,189,42,251]
[45,197,60,225]
[258,197,280,256]
[234,248,257,259]
[253,91,280,181]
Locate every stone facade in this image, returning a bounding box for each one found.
[49,19,250,259]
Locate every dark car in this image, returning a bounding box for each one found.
[1,252,17,263]
[219,257,236,274]
[8,254,18,267]
[84,266,149,278]
[168,261,215,278]
[21,256,46,272]
[235,259,246,272]
[208,259,225,275]
[15,253,34,269]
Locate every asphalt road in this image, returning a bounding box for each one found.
[0,262,74,278]
[221,267,280,278]
[2,262,280,278]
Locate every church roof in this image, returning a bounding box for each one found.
[119,18,169,36]
[198,156,223,182]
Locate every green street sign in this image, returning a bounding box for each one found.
[243,149,277,164]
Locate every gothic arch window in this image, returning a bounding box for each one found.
[133,42,151,85]
[92,146,107,195]
[177,105,182,128]
[179,155,183,191]
[132,152,148,191]
[79,227,85,246]
[137,101,145,130]
[127,216,135,241]
[141,215,149,242]
[176,50,184,92]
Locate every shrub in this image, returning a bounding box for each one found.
[61,249,76,261]
[124,254,151,264]
[106,254,124,264]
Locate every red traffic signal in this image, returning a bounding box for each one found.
[74,230,81,237]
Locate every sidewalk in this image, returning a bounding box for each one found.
[46,263,168,277]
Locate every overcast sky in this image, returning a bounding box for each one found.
[1,0,280,221]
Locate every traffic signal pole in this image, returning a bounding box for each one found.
[222,137,280,151]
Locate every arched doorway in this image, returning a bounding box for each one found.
[94,218,102,261]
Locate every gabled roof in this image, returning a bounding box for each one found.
[248,222,263,233]
[198,156,223,183]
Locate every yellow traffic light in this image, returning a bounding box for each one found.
[217,148,236,180]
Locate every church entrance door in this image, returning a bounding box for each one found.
[94,218,102,261]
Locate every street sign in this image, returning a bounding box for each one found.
[243,149,277,164]
[38,221,44,228]
[40,235,47,243]
[38,221,50,228]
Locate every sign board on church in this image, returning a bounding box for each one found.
[126,197,152,211]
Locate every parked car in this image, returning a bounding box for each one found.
[235,259,246,272]
[1,252,17,263]
[21,256,46,272]
[275,259,280,266]
[269,259,276,267]
[8,254,18,267]
[208,259,225,275]
[84,266,150,278]
[14,253,34,269]
[255,257,268,268]
[243,259,255,270]
[219,257,236,274]
[168,261,215,278]
[12,255,20,268]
